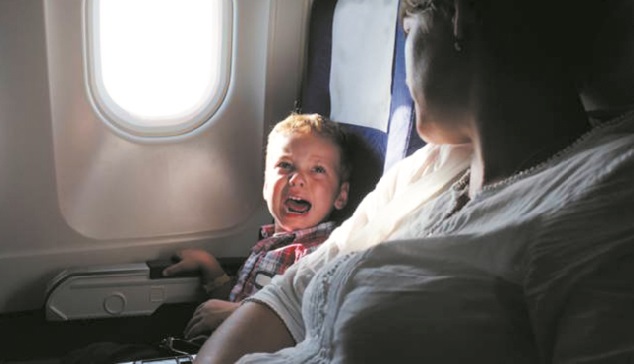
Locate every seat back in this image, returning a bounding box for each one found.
[299,0,425,222]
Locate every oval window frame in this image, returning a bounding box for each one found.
[83,0,233,138]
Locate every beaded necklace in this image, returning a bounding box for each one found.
[476,111,633,197]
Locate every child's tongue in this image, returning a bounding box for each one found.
[286,198,311,214]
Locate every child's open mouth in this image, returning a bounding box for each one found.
[285,197,312,214]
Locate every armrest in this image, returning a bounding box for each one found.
[45,256,248,322]
[45,261,204,321]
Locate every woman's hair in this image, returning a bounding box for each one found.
[267,113,352,183]
[399,0,603,83]
[399,0,453,23]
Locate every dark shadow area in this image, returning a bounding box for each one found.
[0,258,246,362]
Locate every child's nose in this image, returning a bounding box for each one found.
[288,172,305,187]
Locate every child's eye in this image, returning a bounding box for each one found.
[276,161,293,171]
[313,166,326,174]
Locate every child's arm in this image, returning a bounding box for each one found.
[163,249,229,289]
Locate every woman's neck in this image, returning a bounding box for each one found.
[467,81,591,197]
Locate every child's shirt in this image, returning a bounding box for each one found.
[228,221,336,302]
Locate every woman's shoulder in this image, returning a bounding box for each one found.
[386,143,473,189]
[581,110,634,153]
[483,111,634,201]
[562,110,634,182]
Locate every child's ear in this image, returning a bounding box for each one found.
[333,181,349,210]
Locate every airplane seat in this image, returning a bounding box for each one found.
[298,0,424,224]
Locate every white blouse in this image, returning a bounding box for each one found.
[242,111,634,363]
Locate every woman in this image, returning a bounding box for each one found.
[196,0,634,362]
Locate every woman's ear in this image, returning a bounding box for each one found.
[453,0,465,42]
[453,0,479,47]
[334,181,350,210]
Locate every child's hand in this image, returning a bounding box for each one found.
[163,249,225,284]
[183,299,240,339]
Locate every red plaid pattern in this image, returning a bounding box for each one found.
[229,221,336,302]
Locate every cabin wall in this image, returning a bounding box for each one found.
[0,0,310,314]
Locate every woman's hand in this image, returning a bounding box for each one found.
[184,299,240,339]
[194,301,295,364]
[162,249,225,284]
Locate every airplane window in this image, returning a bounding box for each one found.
[85,0,231,137]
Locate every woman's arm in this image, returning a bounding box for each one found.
[194,301,294,364]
